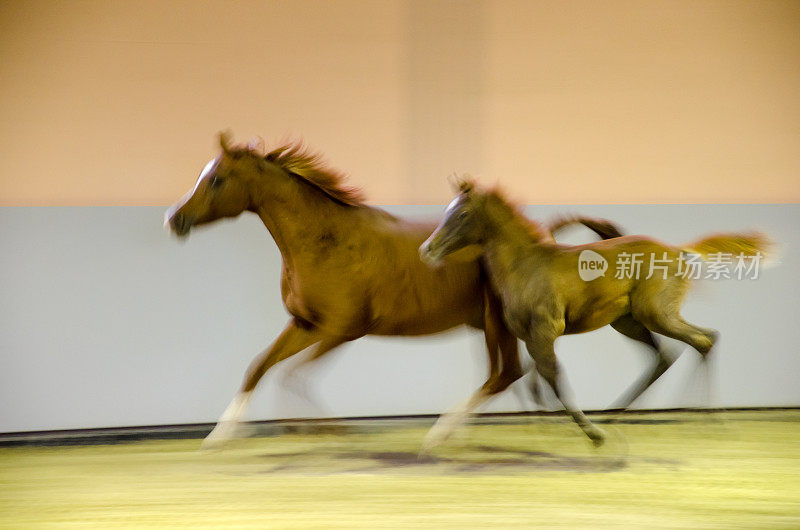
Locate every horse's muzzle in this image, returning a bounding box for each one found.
[165,209,193,238]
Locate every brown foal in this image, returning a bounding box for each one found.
[421,179,771,446]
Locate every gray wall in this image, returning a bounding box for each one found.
[1,205,798,433]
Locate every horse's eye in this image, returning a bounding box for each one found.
[210,176,223,188]
[457,211,468,221]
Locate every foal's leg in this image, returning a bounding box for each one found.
[526,334,605,446]
[202,319,320,450]
[635,312,718,357]
[483,286,543,408]
[631,280,719,404]
[638,312,719,407]
[609,314,676,409]
[632,279,718,357]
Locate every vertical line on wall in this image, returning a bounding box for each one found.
[402,0,487,204]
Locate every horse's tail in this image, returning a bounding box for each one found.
[684,232,774,261]
[548,215,625,241]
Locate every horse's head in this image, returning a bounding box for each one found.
[419,176,487,264]
[165,132,268,238]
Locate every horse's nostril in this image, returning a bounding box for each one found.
[173,213,184,231]
[171,212,190,235]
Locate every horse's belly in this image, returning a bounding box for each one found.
[365,257,484,336]
[369,298,477,336]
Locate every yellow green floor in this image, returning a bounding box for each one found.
[1,411,798,528]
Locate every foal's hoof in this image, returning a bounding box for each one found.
[588,428,606,448]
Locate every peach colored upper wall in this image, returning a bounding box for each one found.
[1,0,798,206]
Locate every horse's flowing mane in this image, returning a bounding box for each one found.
[264,142,365,206]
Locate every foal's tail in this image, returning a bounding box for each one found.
[685,232,774,262]
[548,215,625,240]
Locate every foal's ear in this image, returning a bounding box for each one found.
[218,130,234,153]
[449,174,475,195]
[248,136,265,155]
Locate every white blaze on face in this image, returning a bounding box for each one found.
[444,196,462,215]
[193,156,220,192]
[163,156,221,229]
[422,196,463,257]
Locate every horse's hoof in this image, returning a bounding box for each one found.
[199,423,238,452]
[199,432,232,452]
[420,429,447,456]
[419,437,438,457]
[199,438,227,453]
[416,448,436,463]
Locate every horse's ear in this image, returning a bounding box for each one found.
[449,174,475,194]
[248,136,265,155]
[218,130,233,153]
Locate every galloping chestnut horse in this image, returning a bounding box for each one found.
[420,179,772,446]
[165,133,623,450]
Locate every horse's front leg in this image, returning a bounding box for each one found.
[201,319,319,451]
[279,336,349,416]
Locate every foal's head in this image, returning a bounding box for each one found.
[419,177,491,264]
[165,132,264,237]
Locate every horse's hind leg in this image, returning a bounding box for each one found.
[201,318,320,450]
[609,314,676,409]
[420,364,522,455]
[526,334,605,446]
[421,308,522,454]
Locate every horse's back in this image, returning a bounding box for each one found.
[283,207,485,337]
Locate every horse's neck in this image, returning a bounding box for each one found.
[252,179,358,266]
[483,214,546,290]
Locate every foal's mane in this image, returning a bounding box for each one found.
[264,142,365,206]
[483,187,551,241]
